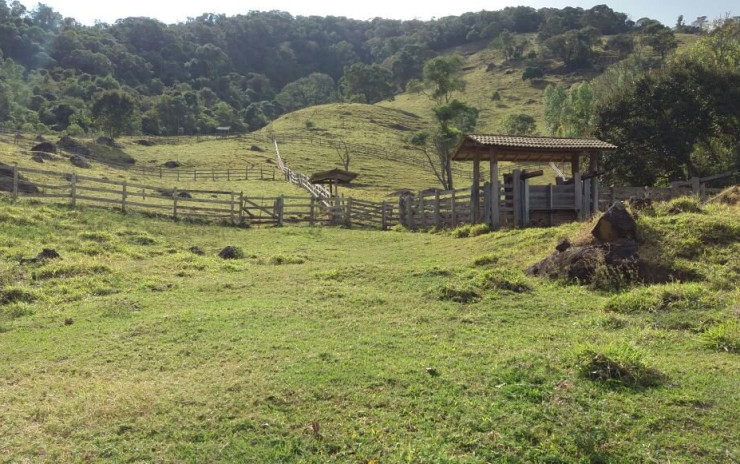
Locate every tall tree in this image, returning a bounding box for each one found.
[91,90,136,138]
[423,55,465,104]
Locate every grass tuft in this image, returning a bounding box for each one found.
[0,286,38,304]
[699,320,740,353]
[576,343,665,388]
[604,282,717,313]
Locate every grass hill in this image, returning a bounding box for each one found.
[0,194,738,461]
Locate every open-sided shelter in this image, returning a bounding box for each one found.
[452,134,617,228]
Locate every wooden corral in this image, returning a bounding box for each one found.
[399,134,618,230]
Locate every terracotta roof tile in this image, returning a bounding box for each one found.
[466,134,617,150]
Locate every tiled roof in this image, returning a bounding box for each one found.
[466,134,617,150]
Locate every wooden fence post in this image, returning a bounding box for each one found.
[122,181,127,212]
[483,182,492,225]
[227,169,231,181]
[239,192,244,224]
[212,168,215,181]
[230,192,236,224]
[272,167,275,180]
[345,197,353,228]
[582,178,591,219]
[70,172,77,207]
[381,201,388,230]
[245,165,249,180]
[310,197,316,226]
[405,196,415,230]
[177,170,180,182]
[418,195,426,228]
[11,165,18,203]
[450,191,457,228]
[260,167,264,180]
[434,191,441,228]
[173,187,179,219]
[276,195,284,226]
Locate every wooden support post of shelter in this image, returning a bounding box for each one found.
[471,155,480,223]
[489,150,500,229]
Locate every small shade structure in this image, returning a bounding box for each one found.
[452,134,617,227]
[309,168,359,197]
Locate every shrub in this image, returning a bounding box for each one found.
[575,343,664,388]
[451,225,471,238]
[491,91,502,101]
[700,320,740,352]
[522,67,544,80]
[469,223,490,237]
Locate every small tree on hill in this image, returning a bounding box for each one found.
[91,90,136,139]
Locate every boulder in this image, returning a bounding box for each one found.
[218,246,241,260]
[58,135,91,156]
[0,163,40,193]
[163,160,181,168]
[70,154,91,168]
[591,202,637,243]
[250,145,265,152]
[135,139,156,146]
[555,238,571,253]
[31,141,56,154]
[32,153,45,163]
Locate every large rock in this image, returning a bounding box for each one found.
[591,202,637,243]
[70,154,91,168]
[31,141,57,154]
[0,162,40,193]
[163,160,181,168]
[57,135,91,156]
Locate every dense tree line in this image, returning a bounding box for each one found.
[0,1,700,137]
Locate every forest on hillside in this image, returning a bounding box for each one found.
[0,2,701,135]
[1,2,738,185]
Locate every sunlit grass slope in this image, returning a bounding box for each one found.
[0,197,738,462]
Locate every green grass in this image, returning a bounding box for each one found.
[0,198,738,462]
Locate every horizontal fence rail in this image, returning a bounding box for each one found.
[1,165,399,229]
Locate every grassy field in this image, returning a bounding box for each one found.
[0,194,738,462]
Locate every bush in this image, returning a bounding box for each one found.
[451,225,471,238]
[575,343,664,388]
[522,67,544,80]
[700,320,740,352]
[469,223,490,237]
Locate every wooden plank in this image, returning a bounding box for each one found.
[75,185,122,195]
[17,167,68,177]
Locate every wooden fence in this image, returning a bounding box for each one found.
[2,165,398,229]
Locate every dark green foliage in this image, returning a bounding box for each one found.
[500,113,536,135]
[340,63,394,104]
[521,67,543,80]
[597,56,740,185]
[91,90,137,138]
